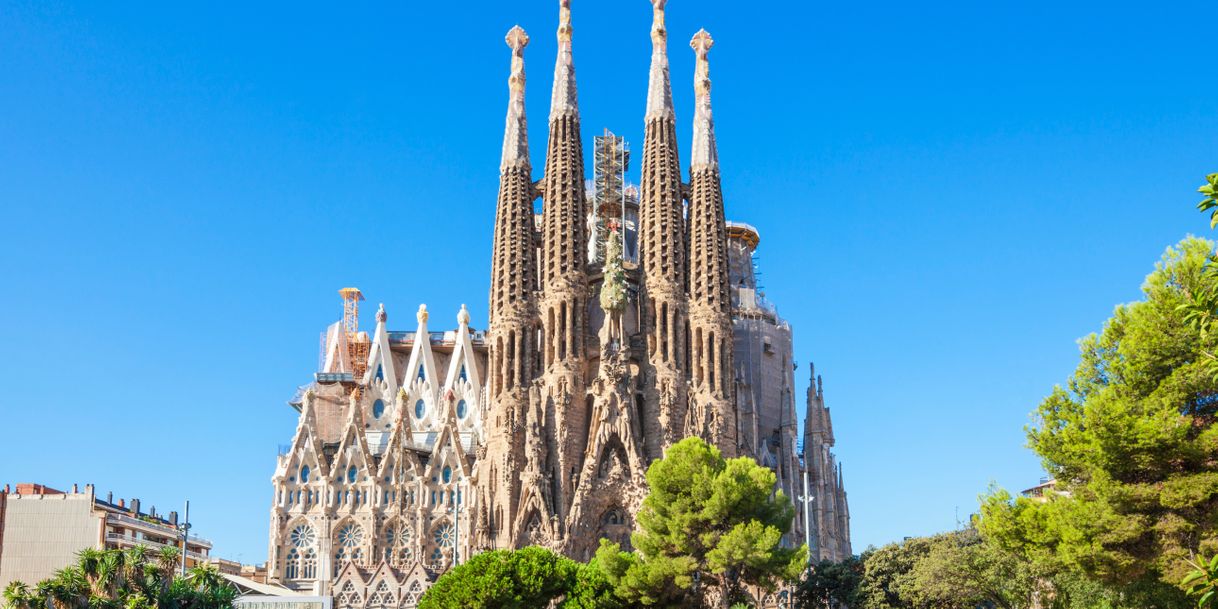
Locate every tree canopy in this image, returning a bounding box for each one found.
[2,546,236,609]
[596,437,806,608]
[979,236,1218,605]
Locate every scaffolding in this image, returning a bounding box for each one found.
[590,130,638,266]
[338,287,370,383]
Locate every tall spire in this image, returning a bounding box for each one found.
[480,24,541,551]
[686,27,733,456]
[645,0,674,121]
[690,29,718,171]
[538,0,589,530]
[501,26,530,171]
[637,0,688,460]
[550,0,578,120]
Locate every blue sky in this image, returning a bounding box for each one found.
[1,0,1214,565]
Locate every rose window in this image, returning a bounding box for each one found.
[290,524,316,548]
[388,525,412,547]
[433,523,455,548]
[338,523,365,548]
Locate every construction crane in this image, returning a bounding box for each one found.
[338,287,370,386]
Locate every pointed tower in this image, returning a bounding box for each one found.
[685,29,735,457]
[637,0,689,459]
[478,24,540,551]
[538,0,590,528]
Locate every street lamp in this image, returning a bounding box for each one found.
[797,470,817,565]
[177,500,191,576]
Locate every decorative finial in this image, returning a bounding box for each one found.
[376,303,387,323]
[691,29,714,97]
[506,26,529,95]
[558,0,573,43]
[644,0,674,121]
[549,0,579,118]
[689,29,718,170]
[502,26,530,171]
[417,304,429,325]
[457,304,471,326]
[650,0,667,46]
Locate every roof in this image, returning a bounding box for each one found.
[221,573,306,597]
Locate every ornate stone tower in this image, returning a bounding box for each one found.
[478,25,540,551]
[685,30,735,457]
[637,0,689,460]
[537,0,590,537]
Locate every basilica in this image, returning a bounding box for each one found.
[265,1,850,605]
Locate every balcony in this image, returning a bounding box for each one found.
[106,512,212,547]
[105,533,210,562]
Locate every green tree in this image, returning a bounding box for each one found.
[418,546,580,609]
[979,237,1218,605]
[595,437,806,608]
[1,547,236,609]
[792,556,862,608]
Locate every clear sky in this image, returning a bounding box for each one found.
[1,0,1214,566]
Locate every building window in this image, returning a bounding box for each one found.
[290,524,316,548]
[433,523,455,548]
[300,465,310,483]
[285,548,300,579]
[459,365,467,382]
[415,399,426,419]
[338,523,365,548]
[347,466,358,483]
[302,549,316,579]
[417,365,425,381]
[375,364,384,381]
[372,399,385,419]
[442,466,453,484]
[456,399,467,419]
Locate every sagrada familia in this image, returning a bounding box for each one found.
[265,1,850,606]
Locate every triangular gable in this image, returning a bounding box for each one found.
[323,321,351,374]
[443,305,482,391]
[425,417,471,481]
[329,396,375,483]
[276,390,327,480]
[362,305,399,393]
[403,305,439,391]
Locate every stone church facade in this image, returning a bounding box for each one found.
[265,0,850,604]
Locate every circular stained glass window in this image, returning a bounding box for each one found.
[415,399,426,419]
[290,525,316,548]
[433,523,455,548]
[372,399,384,419]
[456,399,467,419]
[338,524,364,548]
[387,525,412,547]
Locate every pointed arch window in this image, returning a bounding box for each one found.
[301,548,316,579]
[417,365,426,381]
[458,365,467,382]
[375,364,384,381]
[285,548,300,579]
